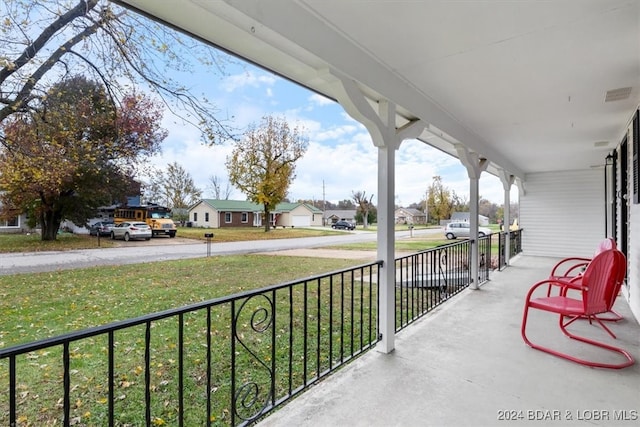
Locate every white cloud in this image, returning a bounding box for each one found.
[147,64,516,208]
[149,124,516,207]
[221,71,277,92]
[308,93,335,107]
[313,125,360,142]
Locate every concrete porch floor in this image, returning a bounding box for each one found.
[258,255,640,427]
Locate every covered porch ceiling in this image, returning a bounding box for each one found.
[117,0,640,182]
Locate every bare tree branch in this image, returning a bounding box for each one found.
[0,0,99,86]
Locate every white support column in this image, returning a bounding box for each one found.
[330,71,423,353]
[456,146,488,290]
[499,170,515,265]
[376,100,397,354]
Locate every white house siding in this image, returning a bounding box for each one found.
[626,187,640,322]
[622,120,640,322]
[520,169,604,258]
[190,202,218,228]
[278,205,322,227]
[291,215,310,227]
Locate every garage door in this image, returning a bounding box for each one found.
[292,215,311,227]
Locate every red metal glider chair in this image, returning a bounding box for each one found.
[547,238,624,322]
[521,249,634,369]
[548,237,616,282]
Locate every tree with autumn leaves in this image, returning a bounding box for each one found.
[0,76,167,240]
[0,0,235,240]
[226,116,308,232]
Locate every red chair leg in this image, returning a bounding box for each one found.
[559,314,617,339]
[559,322,634,369]
[594,309,624,322]
[522,306,635,369]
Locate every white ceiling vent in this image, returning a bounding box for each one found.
[605,87,632,102]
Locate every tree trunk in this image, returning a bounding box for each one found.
[363,209,369,229]
[40,207,63,241]
[264,204,271,232]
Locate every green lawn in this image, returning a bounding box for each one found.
[0,224,502,425]
[0,255,367,426]
[0,255,362,347]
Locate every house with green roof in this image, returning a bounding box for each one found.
[188,199,323,228]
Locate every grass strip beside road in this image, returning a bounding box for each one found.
[0,227,349,253]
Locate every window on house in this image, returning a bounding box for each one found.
[225,212,232,223]
[205,212,209,222]
[193,212,198,222]
[1,216,19,227]
[241,212,248,223]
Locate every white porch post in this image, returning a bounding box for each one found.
[377,125,396,353]
[499,170,515,265]
[456,146,488,290]
[329,71,423,353]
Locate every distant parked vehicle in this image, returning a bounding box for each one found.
[332,220,356,230]
[89,221,115,237]
[114,204,177,238]
[444,221,491,240]
[110,222,152,241]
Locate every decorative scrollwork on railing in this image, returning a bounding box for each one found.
[439,248,448,268]
[232,294,274,423]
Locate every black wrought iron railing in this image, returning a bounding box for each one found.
[1,231,524,426]
[478,233,492,283]
[497,229,524,270]
[510,229,523,256]
[0,261,381,427]
[395,239,473,332]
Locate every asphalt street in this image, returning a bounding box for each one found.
[0,228,441,275]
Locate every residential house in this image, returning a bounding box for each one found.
[188,199,323,228]
[274,202,323,227]
[450,212,490,226]
[394,207,427,224]
[0,211,29,234]
[324,209,357,226]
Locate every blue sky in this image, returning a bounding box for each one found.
[147,57,515,206]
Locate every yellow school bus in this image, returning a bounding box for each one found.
[114,204,177,238]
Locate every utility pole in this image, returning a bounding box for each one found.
[323,180,326,225]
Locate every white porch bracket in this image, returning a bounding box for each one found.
[516,176,526,197]
[499,170,515,266]
[330,71,425,353]
[456,145,489,290]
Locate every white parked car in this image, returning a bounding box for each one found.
[444,221,492,240]
[110,222,152,241]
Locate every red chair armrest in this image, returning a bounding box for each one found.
[525,278,579,301]
[549,257,591,278]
